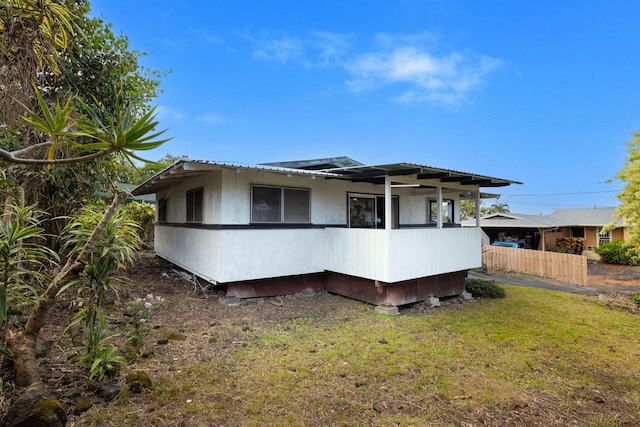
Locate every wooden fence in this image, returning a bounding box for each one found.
[482,245,588,286]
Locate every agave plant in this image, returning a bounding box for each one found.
[6,87,171,166]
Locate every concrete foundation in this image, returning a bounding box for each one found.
[219,296,241,306]
[224,270,467,307]
[375,305,399,315]
[226,273,326,299]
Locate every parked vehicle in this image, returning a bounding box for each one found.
[492,240,525,249]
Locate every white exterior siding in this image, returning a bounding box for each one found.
[153,166,484,284]
[399,193,428,225]
[324,227,480,283]
[157,169,462,227]
[156,225,481,284]
[155,226,326,283]
[154,225,221,281]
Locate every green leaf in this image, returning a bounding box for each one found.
[0,346,14,359]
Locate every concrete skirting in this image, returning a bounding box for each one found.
[225,270,467,307]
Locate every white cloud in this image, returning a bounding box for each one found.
[252,33,304,62]
[250,30,351,67]
[156,105,187,123]
[156,106,225,127]
[346,34,502,106]
[248,30,501,106]
[307,31,353,67]
[195,113,226,126]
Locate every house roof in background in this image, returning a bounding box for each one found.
[98,183,155,203]
[548,207,624,227]
[464,207,624,229]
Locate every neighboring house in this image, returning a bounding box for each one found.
[132,157,519,307]
[98,183,156,204]
[463,207,627,251]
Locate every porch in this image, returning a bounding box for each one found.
[154,224,481,305]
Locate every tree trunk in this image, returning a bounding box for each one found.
[6,331,41,388]
[9,190,128,387]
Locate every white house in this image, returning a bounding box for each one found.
[132,157,520,307]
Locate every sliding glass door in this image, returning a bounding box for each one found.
[349,194,398,228]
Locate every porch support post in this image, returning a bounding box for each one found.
[437,185,443,229]
[539,228,546,252]
[385,175,392,230]
[475,191,481,227]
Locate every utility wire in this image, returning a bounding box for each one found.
[507,190,620,198]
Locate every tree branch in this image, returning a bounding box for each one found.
[11,141,54,157]
[0,146,117,165]
[24,189,129,338]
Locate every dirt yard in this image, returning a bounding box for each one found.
[1,251,639,425]
[587,260,640,291]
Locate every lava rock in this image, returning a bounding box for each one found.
[4,388,67,427]
[126,372,153,394]
[99,385,121,401]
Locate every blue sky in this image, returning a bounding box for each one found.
[90,1,640,214]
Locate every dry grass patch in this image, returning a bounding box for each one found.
[73,280,640,426]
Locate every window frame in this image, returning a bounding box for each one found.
[158,196,168,223]
[251,185,311,224]
[570,226,585,239]
[186,188,203,223]
[347,193,399,229]
[598,227,611,245]
[428,199,455,223]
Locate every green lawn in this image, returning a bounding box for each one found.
[82,285,640,426]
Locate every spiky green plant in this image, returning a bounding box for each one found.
[0,202,58,357]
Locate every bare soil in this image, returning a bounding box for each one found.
[1,251,639,426]
[587,260,640,291]
[586,260,640,312]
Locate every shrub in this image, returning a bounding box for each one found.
[595,240,639,265]
[464,278,506,298]
[121,201,155,241]
[554,237,584,255]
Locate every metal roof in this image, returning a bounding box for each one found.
[312,161,521,187]
[462,207,624,228]
[132,158,521,196]
[261,156,364,170]
[132,160,341,195]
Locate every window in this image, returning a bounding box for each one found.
[598,228,611,245]
[570,226,585,239]
[158,197,168,222]
[429,199,454,223]
[349,196,376,228]
[251,185,310,223]
[348,194,399,228]
[186,188,203,222]
[283,188,310,222]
